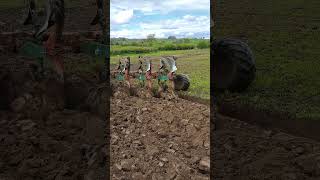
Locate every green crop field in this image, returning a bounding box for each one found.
[110,38,210,55]
[111,38,210,100]
[214,0,320,120]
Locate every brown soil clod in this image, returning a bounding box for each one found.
[0,46,108,179]
[111,82,210,179]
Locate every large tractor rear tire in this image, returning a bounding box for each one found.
[212,38,256,92]
[174,74,190,91]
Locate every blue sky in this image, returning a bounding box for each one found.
[110,0,210,39]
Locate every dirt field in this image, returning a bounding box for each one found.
[0,2,111,178]
[0,48,108,179]
[109,80,320,180]
[110,83,210,179]
[213,114,320,179]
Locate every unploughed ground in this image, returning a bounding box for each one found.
[215,0,320,120]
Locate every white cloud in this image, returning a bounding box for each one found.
[111,15,210,39]
[111,8,134,24]
[111,0,209,15]
[110,0,210,38]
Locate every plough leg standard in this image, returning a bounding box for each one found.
[20,0,65,81]
[20,0,108,81]
[112,56,190,98]
[23,0,106,42]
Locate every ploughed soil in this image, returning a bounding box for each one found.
[0,2,108,178]
[0,2,109,178]
[213,113,320,180]
[110,80,320,180]
[110,82,210,179]
[2,49,320,180]
[0,50,108,179]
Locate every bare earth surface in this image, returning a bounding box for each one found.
[0,52,108,179]
[110,83,210,179]
[213,114,320,180]
[0,4,108,179]
[110,82,320,180]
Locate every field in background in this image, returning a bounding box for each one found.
[111,38,210,55]
[111,38,210,100]
[215,0,320,120]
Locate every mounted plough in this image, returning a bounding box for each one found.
[111,56,190,97]
[19,0,108,81]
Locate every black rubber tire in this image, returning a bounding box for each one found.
[212,38,256,92]
[174,74,190,91]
